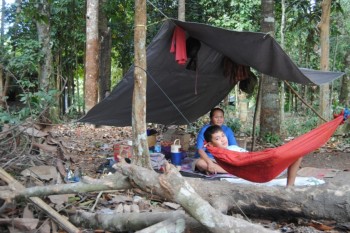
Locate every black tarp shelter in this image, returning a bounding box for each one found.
[79,19,344,126]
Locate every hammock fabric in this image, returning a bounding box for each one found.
[207,114,345,183]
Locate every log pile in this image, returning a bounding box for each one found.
[0,161,350,232]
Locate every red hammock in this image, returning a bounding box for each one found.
[207,114,344,183]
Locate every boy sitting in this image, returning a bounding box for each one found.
[204,125,302,187]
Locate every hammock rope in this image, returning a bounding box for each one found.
[207,111,348,183]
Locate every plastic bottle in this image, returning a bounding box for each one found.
[73,167,81,182]
[154,140,161,153]
[65,164,73,183]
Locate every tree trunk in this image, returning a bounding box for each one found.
[339,53,350,106]
[36,0,58,122]
[0,69,5,108]
[280,0,286,125]
[0,72,9,109]
[0,0,4,108]
[133,0,152,169]
[238,92,248,123]
[98,0,112,102]
[178,0,185,21]
[0,0,4,46]
[55,54,62,115]
[260,0,281,139]
[318,0,332,121]
[84,0,100,112]
[36,0,52,91]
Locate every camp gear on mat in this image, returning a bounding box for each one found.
[170,139,182,166]
[171,139,181,153]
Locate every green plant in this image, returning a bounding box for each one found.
[284,116,318,137]
[18,88,59,117]
[0,79,60,126]
[263,132,281,145]
[0,108,20,125]
[226,118,241,133]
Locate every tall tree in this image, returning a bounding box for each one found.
[280,0,285,123]
[178,0,185,21]
[132,0,151,169]
[36,0,52,91]
[339,53,350,106]
[85,0,99,112]
[259,0,281,139]
[98,0,111,101]
[318,0,332,121]
[0,0,4,45]
[0,0,5,108]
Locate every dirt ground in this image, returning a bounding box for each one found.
[301,151,350,170]
[300,151,350,186]
[48,123,350,186]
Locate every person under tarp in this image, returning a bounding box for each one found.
[207,109,349,184]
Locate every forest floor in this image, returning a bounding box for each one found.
[1,120,350,233]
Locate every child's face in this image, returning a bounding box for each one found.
[208,130,228,148]
[211,110,224,126]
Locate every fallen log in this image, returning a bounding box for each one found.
[70,210,204,232]
[186,179,350,223]
[117,162,275,233]
[135,217,186,233]
[1,164,349,225]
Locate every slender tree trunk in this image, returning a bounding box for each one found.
[238,92,248,123]
[0,0,4,46]
[98,0,112,102]
[318,0,332,121]
[0,0,4,108]
[178,0,185,21]
[36,0,52,91]
[339,53,350,106]
[280,0,286,125]
[36,0,58,121]
[0,70,3,108]
[303,86,308,113]
[260,0,281,139]
[84,0,100,112]
[133,0,152,169]
[55,54,62,114]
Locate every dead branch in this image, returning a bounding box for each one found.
[135,217,186,233]
[117,162,276,233]
[0,173,131,200]
[0,218,39,231]
[70,210,204,232]
[0,168,80,233]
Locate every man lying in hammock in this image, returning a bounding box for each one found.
[204,125,302,187]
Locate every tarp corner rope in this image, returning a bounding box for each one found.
[134,66,192,127]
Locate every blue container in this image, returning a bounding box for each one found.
[171,152,182,166]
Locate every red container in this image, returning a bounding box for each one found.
[113,144,133,162]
